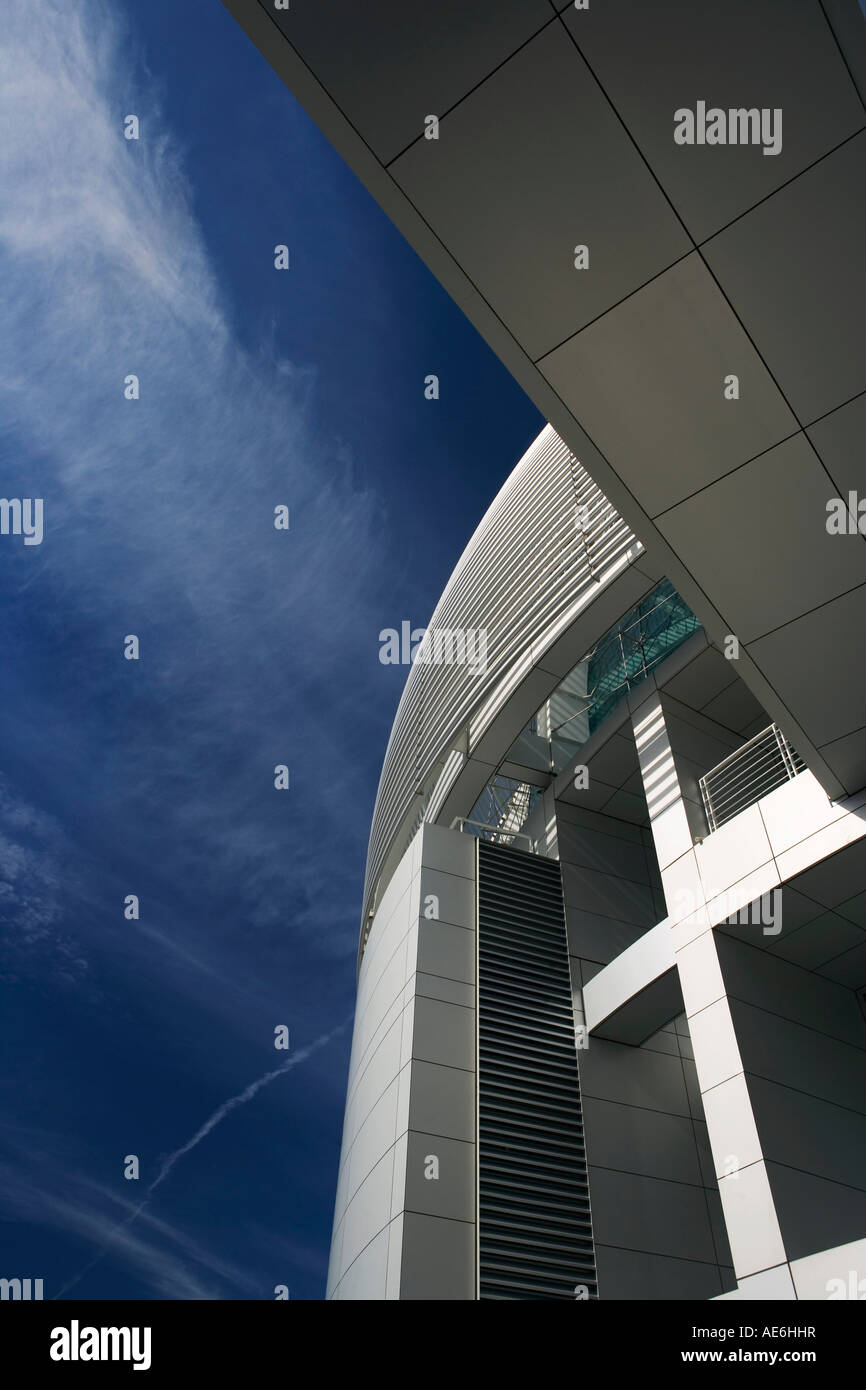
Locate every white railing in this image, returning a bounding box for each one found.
[699,724,806,833]
[450,817,538,853]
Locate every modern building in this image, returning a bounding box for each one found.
[221,1,866,1298]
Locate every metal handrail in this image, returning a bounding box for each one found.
[450,817,538,853]
[698,723,779,780]
[699,723,805,833]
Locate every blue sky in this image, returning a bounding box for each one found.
[0,0,541,1298]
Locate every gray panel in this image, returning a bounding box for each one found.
[588,1166,718,1264]
[748,582,866,750]
[561,862,656,927]
[270,0,553,164]
[418,820,477,879]
[566,777,626,815]
[404,1131,475,1223]
[699,677,766,735]
[594,1243,727,1300]
[541,253,798,518]
[822,716,866,793]
[657,435,866,643]
[417,918,475,985]
[663,701,744,763]
[583,1096,703,1186]
[557,819,654,883]
[411,995,475,1070]
[771,911,866,971]
[807,391,866,498]
[639,1028,681,1058]
[580,1037,692,1118]
[417,866,476,930]
[748,1074,866,1190]
[661,647,738,714]
[391,23,690,361]
[584,732,641,787]
[703,134,866,423]
[557,801,646,841]
[766,1161,866,1263]
[597,789,649,826]
[733,1004,866,1118]
[565,906,648,964]
[414,972,475,1008]
[819,938,866,987]
[822,0,866,106]
[565,0,865,241]
[407,1060,475,1143]
[718,939,866,1048]
[837,887,866,927]
[399,1212,476,1300]
[790,834,866,911]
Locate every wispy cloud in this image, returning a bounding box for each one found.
[1,1157,259,1300]
[0,0,388,990]
[146,1021,350,1198]
[0,775,91,989]
[52,1021,349,1298]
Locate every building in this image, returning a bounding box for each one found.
[220,1,866,1298]
[326,426,866,1300]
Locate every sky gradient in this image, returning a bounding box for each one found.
[0,0,542,1298]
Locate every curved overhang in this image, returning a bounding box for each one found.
[224,0,866,824]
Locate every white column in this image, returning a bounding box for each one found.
[632,691,792,1291]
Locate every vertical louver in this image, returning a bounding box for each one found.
[477,839,597,1299]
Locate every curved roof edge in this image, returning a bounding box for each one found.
[360,425,657,954]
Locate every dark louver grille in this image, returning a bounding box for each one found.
[477,839,596,1300]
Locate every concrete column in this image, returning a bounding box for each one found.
[327,822,476,1299]
[632,690,791,1292]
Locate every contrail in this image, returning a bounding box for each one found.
[53,1018,351,1299]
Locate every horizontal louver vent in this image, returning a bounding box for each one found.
[477,840,597,1300]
